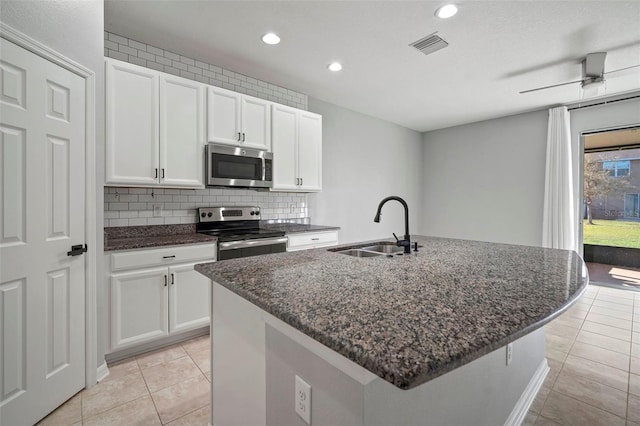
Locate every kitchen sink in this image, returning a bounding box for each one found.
[360,244,404,254]
[331,241,406,258]
[337,249,385,258]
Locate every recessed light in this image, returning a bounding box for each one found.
[328,62,343,72]
[262,33,280,45]
[435,4,458,19]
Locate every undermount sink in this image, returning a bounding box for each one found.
[331,242,406,258]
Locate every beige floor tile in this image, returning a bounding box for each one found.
[570,341,630,371]
[634,331,640,343]
[530,383,551,414]
[561,354,628,392]
[547,358,563,382]
[593,300,634,313]
[82,370,149,419]
[633,343,640,358]
[205,371,211,382]
[582,320,633,341]
[166,404,211,426]
[585,313,633,330]
[565,306,590,320]
[590,306,635,321]
[576,330,632,355]
[104,358,140,383]
[141,355,202,393]
[633,314,640,322]
[546,333,574,354]
[523,411,537,426]
[552,313,585,329]
[595,294,635,306]
[188,348,211,374]
[181,334,210,355]
[597,287,634,298]
[136,344,187,369]
[631,356,640,375]
[151,374,210,424]
[540,391,625,426]
[552,371,627,417]
[84,395,161,426]
[546,323,581,340]
[630,374,640,397]
[37,392,82,426]
[546,347,568,363]
[535,416,563,426]
[629,394,640,423]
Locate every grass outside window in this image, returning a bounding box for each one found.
[582,219,640,249]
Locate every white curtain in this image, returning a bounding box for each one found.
[542,106,576,251]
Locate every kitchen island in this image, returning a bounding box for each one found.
[195,235,588,425]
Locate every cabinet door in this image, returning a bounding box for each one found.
[169,263,211,333]
[271,104,299,191]
[110,267,169,351]
[160,75,205,188]
[242,95,271,151]
[106,59,159,185]
[298,111,322,191]
[207,86,241,145]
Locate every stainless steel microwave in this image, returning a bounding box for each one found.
[206,143,273,188]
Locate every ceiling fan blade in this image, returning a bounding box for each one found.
[585,52,607,77]
[604,64,640,75]
[519,79,582,94]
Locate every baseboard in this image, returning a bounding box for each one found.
[96,361,110,383]
[504,358,549,426]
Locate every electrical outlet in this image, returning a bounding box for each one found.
[290,204,296,214]
[295,375,311,424]
[506,343,513,366]
[153,204,162,217]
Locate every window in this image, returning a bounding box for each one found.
[603,160,630,177]
[625,194,640,219]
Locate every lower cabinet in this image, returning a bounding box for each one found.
[287,230,339,252]
[108,243,215,352]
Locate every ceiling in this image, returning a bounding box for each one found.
[104,1,640,132]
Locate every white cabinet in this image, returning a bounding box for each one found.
[106,58,205,188]
[207,86,271,151]
[271,104,322,192]
[287,230,338,252]
[108,243,215,352]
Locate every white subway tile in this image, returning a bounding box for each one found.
[188,65,202,75]
[128,218,148,226]
[104,211,119,219]
[173,195,188,202]
[119,45,137,56]
[180,56,195,66]
[164,217,181,224]
[180,202,197,209]
[188,195,203,202]
[108,33,129,45]
[110,218,128,227]
[156,56,172,66]
[147,45,164,56]
[147,217,164,225]
[138,51,155,61]
[147,62,164,72]
[128,188,147,194]
[128,202,147,210]
[120,211,139,219]
[109,203,128,211]
[138,211,153,218]
[164,50,180,61]
[163,203,180,210]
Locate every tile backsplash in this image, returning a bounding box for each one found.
[104,31,308,110]
[104,187,307,227]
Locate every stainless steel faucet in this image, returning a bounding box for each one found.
[373,196,411,254]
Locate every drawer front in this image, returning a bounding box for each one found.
[287,231,338,251]
[111,243,216,272]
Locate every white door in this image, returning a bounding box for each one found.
[241,95,271,151]
[105,59,159,185]
[298,111,322,191]
[0,38,86,425]
[271,104,299,191]
[110,267,169,351]
[169,263,210,333]
[160,75,205,188]
[207,86,241,146]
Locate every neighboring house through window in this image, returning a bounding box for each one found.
[603,160,631,177]
[625,193,640,219]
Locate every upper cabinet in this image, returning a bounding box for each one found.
[106,59,205,188]
[207,87,271,151]
[271,104,322,192]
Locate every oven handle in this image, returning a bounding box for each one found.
[219,237,289,251]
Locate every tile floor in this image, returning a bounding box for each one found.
[37,335,211,426]
[39,283,640,426]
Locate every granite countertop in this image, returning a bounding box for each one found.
[195,235,588,390]
[261,223,341,234]
[105,224,217,251]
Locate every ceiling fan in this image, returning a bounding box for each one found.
[520,52,640,94]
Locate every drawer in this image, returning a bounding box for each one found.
[287,231,338,251]
[110,243,216,272]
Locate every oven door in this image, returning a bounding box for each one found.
[207,143,272,188]
[218,237,288,260]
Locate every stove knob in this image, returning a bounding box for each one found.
[200,212,206,218]
[207,212,213,217]
[255,211,260,216]
[250,211,255,215]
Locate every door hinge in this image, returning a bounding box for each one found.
[67,244,88,256]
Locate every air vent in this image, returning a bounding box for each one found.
[410,32,448,56]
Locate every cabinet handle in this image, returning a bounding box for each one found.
[301,178,303,186]
[161,168,165,179]
[311,238,320,241]
[162,255,175,260]
[242,132,246,142]
[155,168,158,178]
[164,275,167,287]
[171,273,174,285]
[237,132,241,141]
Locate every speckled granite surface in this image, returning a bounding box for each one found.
[105,224,217,251]
[195,235,588,390]
[261,223,340,234]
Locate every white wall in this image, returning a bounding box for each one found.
[1,0,106,367]
[307,98,424,244]
[421,110,548,246]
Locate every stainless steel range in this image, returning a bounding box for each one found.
[196,206,287,261]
